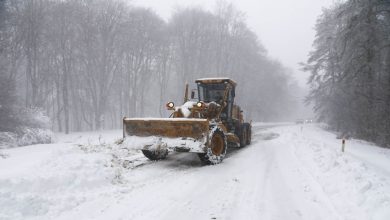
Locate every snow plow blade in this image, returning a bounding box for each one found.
[123,118,209,140]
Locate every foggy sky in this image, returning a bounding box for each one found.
[131,0,336,87]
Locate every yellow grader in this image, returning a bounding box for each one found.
[123,78,251,164]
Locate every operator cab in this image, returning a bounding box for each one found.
[195,78,236,123]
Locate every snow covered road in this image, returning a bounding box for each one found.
[1,124,390,220]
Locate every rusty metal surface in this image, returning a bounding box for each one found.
[123,118,209,140]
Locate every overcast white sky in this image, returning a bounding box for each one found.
[131,0,336,87]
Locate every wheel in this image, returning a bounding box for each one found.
[141,149,168,161]
[198,127,227,165]
[245,123,252,145]
[239,124,247,147]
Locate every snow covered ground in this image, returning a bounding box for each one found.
[1,123,390,220]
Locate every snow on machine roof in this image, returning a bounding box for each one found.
[195,77,237,86]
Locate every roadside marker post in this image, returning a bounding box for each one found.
[342,138,346,152]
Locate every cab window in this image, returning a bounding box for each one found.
[197,83,226,103]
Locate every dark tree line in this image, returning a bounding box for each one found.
[304,0,390,147]
[1,0,299,135]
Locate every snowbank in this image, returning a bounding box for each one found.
[276,124,390,220]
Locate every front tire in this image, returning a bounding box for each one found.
[142,149,168,161]
[198,127,227,165]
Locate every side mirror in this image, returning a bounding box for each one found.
[191,90,196,99]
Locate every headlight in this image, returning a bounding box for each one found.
[166,102,174,108]
[196,102,203,108]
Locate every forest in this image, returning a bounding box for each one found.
[304,0,390,147]
[0,0,298,144]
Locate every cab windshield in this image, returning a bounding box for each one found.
[197,83,226,102]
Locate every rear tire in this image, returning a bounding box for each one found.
[239,124,247,147]
[245,123,252,145]
[198,127,227,165]
[142,149,168,161]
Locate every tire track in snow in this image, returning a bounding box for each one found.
[87,124,341,220]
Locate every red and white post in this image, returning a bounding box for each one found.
[341,138,346,152]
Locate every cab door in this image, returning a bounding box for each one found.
[227,89,234,120]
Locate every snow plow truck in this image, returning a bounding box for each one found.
[123,78,251,164]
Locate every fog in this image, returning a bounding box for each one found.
[132,0,336,87]
[1,0,389,147]
[1,0,305,134]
